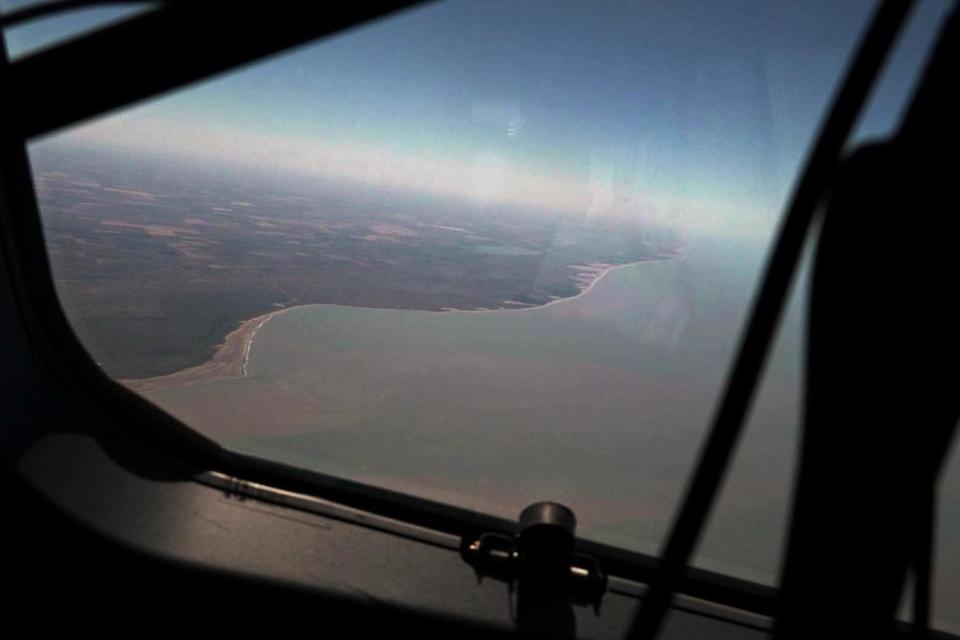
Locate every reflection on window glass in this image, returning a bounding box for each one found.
[937,443,960,634]
[693,0,954,591]
[1,0,155,59]
[22,0,950,612]
[692,246,809,585]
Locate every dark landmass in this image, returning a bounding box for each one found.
[30,146,681,379]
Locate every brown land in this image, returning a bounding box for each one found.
[32,147,682,380]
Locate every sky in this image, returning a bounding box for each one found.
[3,0,950,239]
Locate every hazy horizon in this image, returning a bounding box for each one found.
[14,0,948,242]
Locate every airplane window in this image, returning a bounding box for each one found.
[15,0,954,626]
[1,1,156,59]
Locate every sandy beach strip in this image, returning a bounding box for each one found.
[441,251,684,315]
[121,307,291,392]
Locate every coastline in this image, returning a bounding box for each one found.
[123,251,683,392]
[121,306,293,392]
[441,252,682,314]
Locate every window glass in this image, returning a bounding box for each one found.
[691,243,809,585]
[23,0,949,604]
[693,0,954,590]
[1,1,155,59]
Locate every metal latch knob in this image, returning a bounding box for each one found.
[461,502,607,601]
